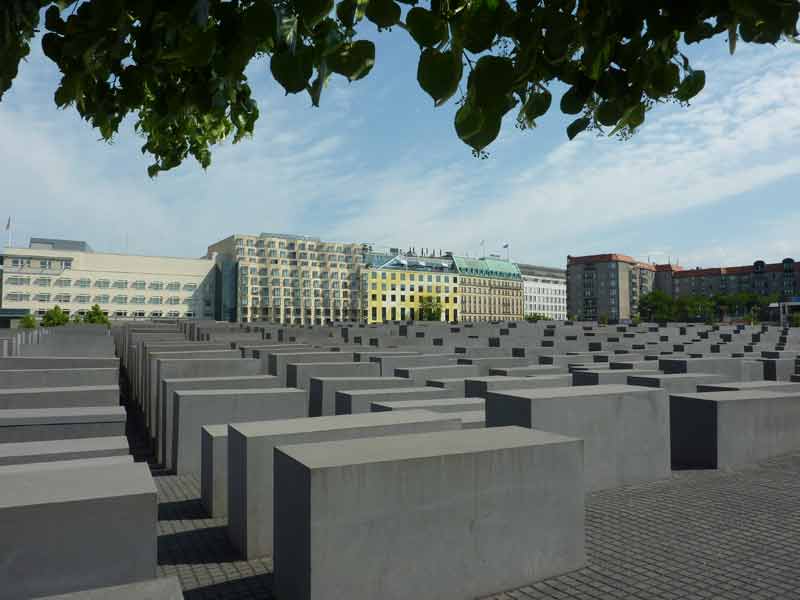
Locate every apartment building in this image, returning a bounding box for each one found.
[566,254,654,321]
[517,263,567,320]
[208,233,368,324]
[363,252,460,323]
[0,238,215,319]
[454,256,523,322]
[671,258,800,298]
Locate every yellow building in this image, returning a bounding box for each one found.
[363,254,460,323]
[453,256,524,322]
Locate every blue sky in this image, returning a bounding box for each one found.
[1,24,799,270]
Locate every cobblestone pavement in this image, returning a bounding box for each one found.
[149,452,800,600]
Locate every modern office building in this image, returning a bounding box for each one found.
[566,254,654,321]
[517,263,567,320]
[454,256,524,322]
[362,252,460,323]
[0,238,216,319]
[207,233,369,324]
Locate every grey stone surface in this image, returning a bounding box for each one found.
[465,375,572,398]
[308,376,414,417]
[273,427,585,600]
[572,368,661,386]
[370,397,485,413]
[670,389,800,469]
[0,435,129,466]
[0,385,119,409]
[286,361,378,391]
[0,356,119,370]
[172,388,307,475]
[37,576,183,600]
[486,384,670,490]
[159,375,280,467]
[227,410,462,559]
[626,372,725,395]
[335,386,458,414]
[394,364,480,386]
[0,367,118,389]
[0,406,127,443]
[201,425,228,518]
[0,455,133,475]
[0,462,156,599]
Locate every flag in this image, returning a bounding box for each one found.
[502,243,509,249]
[4,217,9,231]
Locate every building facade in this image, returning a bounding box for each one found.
[453,256,523,322]
[363,253,460,323]
[671,259,800,299]
[0,239,215,319]
[517,263,567,320]
[208,233,368,324]
[566,254,654,321]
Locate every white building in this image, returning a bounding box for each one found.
[0,238,216,320]
[517,263,567,320]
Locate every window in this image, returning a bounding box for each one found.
[114,311,127,317]
[113,295,128,304]
[55,278,71,287]
[76,278,91,288]
[94,294,110,303]
[148,296,163,305]
[5,292,30,301]
[113,280,128,288]
[131,280,146,290]
[166,281,181,291]
[149,281,164,290]
[34,277,51,287]
[150,311,163,317]
[6,276,30,285]
[133,310,146,318]
[167,297,181,305]
[54,294,70,303]
[131,296,146,305]
[75,294,91,304]
[95,279,110,288]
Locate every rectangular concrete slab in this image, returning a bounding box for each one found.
[36,576,183,600]
[626,373,726,395]
[370,397,485,413]
[465,375,572,398]
[0,406,127,443]
[273,427,585,600]
[335,386,458,415]
[228,410,463,559]
[308,376,414,417]
[172,388,307,475]
[286,361,379,390]
[486,384,670,491]
[201,425,228,517]
[0,385,119,410]
[0,462,156,599]
[0,368,118,389]
[0,436,129,466]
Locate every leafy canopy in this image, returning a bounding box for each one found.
[19,313,37,329]
[41,304,70,326]
[83,303,111,325]
[419,296,442,321]
[1,0,797,175]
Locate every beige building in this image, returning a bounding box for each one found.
[0,238,215,319]
[452,256,524,322]
[208,233,369,324]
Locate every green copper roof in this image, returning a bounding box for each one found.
[453,256,522,280]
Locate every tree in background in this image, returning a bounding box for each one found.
[41,305,70,327]
[637,289,674,322]
[83,304,111,326]
[419,297,443,321]
[598,314,609,325]
[19,314,37,329]
[639,291,780,324]
[0,1,797,176]
[524,313,550,322]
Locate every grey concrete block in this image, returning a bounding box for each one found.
[488,365,567,377]
[572,369,659,386]
[0,462,156,599]
[37,576,183,600]
[201,425,228,517]
[626,373,725,395]
[451,409,486,429]
[0,368,118,389]
[308,376,414,417]
[286,361,379,391]
[0,436,129,466]
[0,357,119,370]
[465,375,572,398]
[0,455,133,475]
[0,406,127,443]
[335,386,458,415]
[486,384,670,491]
[273,427,585,600]
[0,385,119,410]
[670,390,800,469]
[172,388,307,475]
[394,364,480,386]
[159,375,280,467]
[696,381,800,393]
[228,410,462,559]
[370,397,485,413]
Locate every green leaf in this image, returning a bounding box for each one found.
[649,62,680,97]
[469,55,515,111]
[44,5,65,34]
[560,85,587,115]
[520,89,552,126]
[327,40,375,81]
[298,0,335,29]
[417,48,462,106]
[455,100,484,141]
[566,117,590,140]
[365,0,401,29]
[458,107,502,151]
[336,0,368,27]
[41,33,64,63]
[674,70,705,102]
[271,47,313,94]
[595,99,624,127]
[406,7,447,47]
